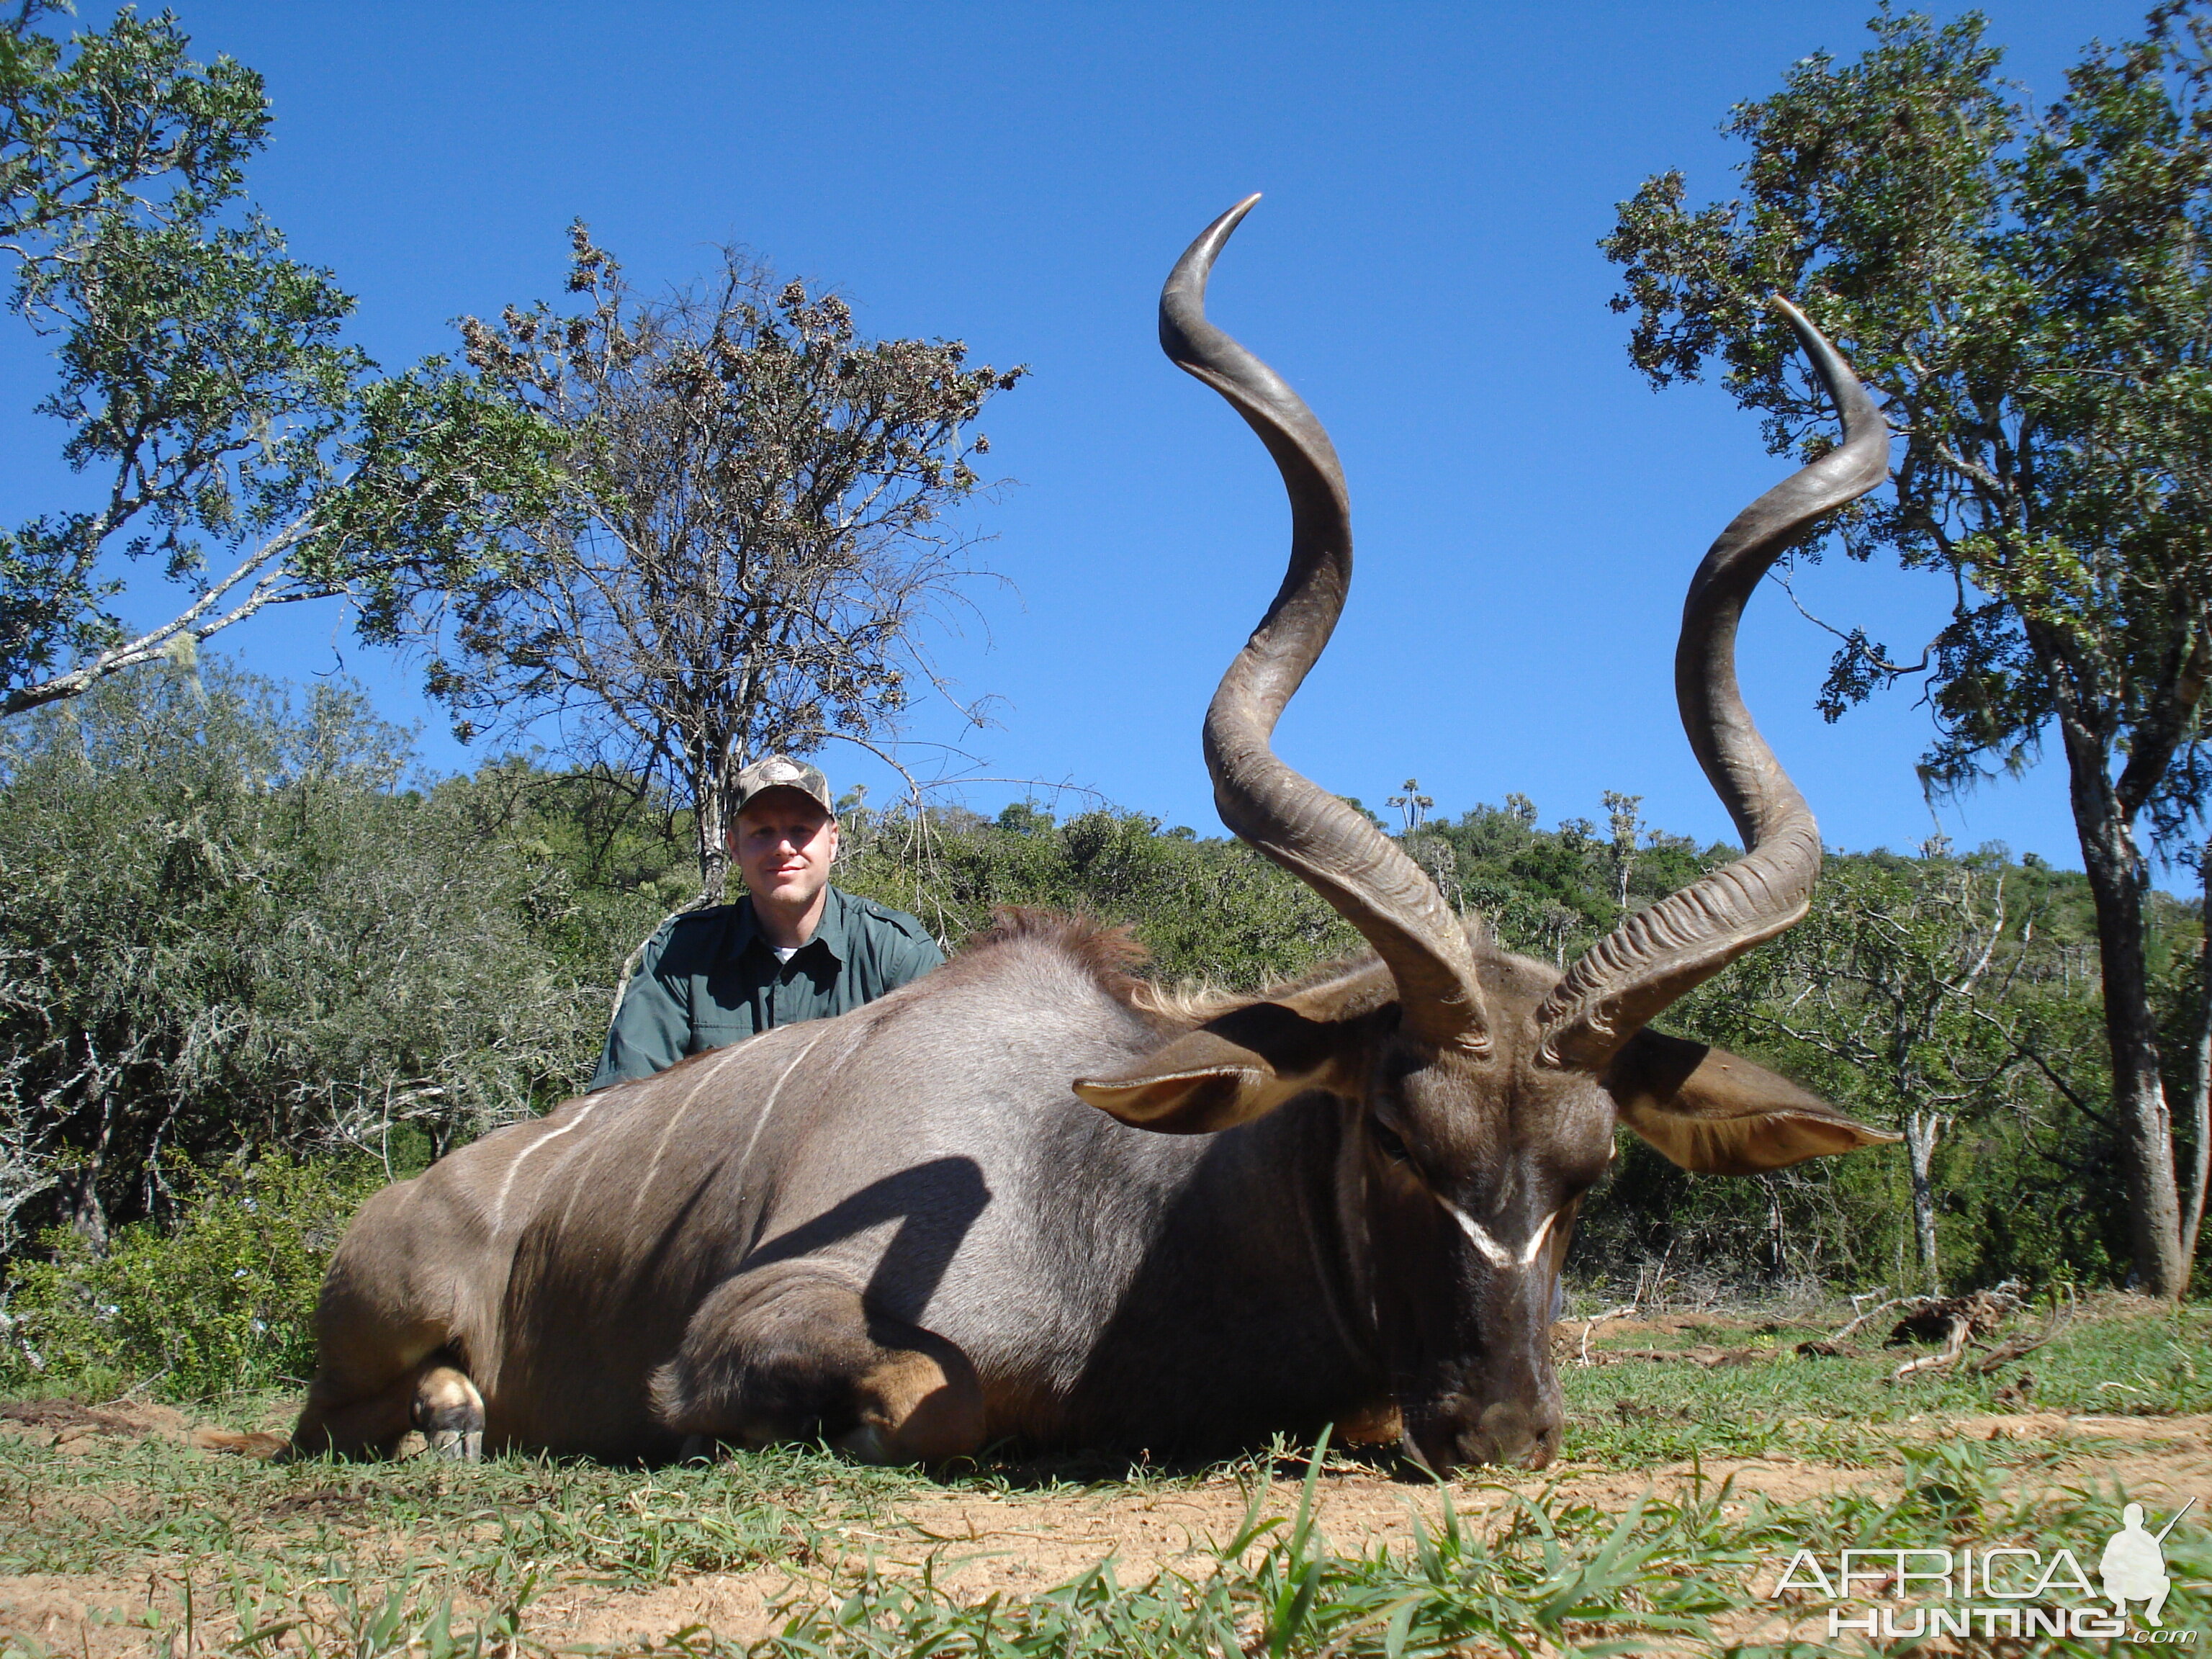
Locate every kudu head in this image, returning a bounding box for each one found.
[1073,197,1900,1473]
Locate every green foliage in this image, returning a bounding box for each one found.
[1,1156,382,1398]
[0,0,266,279]
[835,791,1756,997]
[840,804,1362,989]
[1411,798,1715,965]
[1577,844,2185,1295]
[1603,0,2212,1297]
[1602,4,2212,821]
[1691,854,2123,1290]
[0,3,559,716]
[0,662,637,1246]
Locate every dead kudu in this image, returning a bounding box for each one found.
[292,199,1898,1473]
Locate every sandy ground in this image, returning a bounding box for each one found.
[518,1413,2212,1651]
[4,1400,2207,1654]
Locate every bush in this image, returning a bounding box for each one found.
[1,1156,382,1398]
[839,806,1360,989]
[0,662,629,1246]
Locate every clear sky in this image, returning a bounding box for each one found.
[0,1,2162,867]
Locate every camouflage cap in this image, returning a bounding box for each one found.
[732,754,834,816]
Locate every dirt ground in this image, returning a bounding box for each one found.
[547,1416,2212,1649]
[4,1395,2208,1654]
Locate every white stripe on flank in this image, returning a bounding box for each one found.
[624,1035,765,1231]
[491,1096,604,1232]
[734,1024,835,1174]
[1438,1197,1557,1270]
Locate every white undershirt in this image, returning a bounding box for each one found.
[773,945,799,964]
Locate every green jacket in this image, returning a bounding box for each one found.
[590,886,944,1089]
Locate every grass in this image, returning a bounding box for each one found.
[1,1300,2206,1656]
[1557,1298,2212,1467]
[2,1436,894,1585]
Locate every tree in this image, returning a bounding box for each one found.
[403,228,1026,904]
[1719,856,2024,1290]
[1,0,264,282]
[1604,3,2212,1296]
[1388,777,1432,833]
[1602,789,1643,916]
[1,2,556,716]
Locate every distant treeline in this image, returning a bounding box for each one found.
[1,665,2202,1322]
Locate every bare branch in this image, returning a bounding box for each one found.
[413,240,1026,904]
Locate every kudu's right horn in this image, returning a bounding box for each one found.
[1534,296,1890,1069]
[1163,196,1491,1053]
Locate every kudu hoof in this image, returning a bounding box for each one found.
[408,1363,485,1464]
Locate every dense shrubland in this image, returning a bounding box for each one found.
[0,665,2201,1395]
[0,665,640,1252]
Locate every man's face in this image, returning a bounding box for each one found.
[732,791,840,909]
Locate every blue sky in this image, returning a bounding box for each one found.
[0,1,2161,866]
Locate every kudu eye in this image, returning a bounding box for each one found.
[1368,1118,1413,1166]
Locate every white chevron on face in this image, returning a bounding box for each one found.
[1437,1196,1556,1270]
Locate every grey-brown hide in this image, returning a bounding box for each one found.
[292,200,1899,1473]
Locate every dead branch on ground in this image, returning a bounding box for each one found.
[1894,1314,1974,1379]
[1885,1282,2045,1382]
[1576,1304,1639,1367]
[1966,1287,2074,1376]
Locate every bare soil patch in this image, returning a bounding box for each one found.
[0,1395,289,1459]
[0,1395,191,1446]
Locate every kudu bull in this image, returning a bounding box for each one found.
[295,198,1897,1473]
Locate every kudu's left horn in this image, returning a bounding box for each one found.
[1534,296,1890,1069]
[1163,196,1489,1052]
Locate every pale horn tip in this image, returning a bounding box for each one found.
[1763,293,1887,481]
[1161,194,1267,362]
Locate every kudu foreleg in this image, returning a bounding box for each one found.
[412,1362,486,1460]
[650,1267,986,1463]
[292,1352,483,1461]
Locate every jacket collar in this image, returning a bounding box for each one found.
[734,885,849,964]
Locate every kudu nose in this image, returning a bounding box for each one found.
[1405,1393,1564,1473]
[1460,1400,1562,1471]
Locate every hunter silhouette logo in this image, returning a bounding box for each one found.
[1770,1496,2200,1641]
[2105,1499,2195,1629]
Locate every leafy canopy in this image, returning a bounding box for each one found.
[0,1,559,716]
[0,0,264,278]
[0,662,619,1244]
[395,227,1025,896]
[1604,2,2212,842]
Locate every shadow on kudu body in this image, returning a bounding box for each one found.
[294,199,1899,1473]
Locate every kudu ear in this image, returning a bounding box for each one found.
[1604,1028,1900,1175]
[1073,1002,1365,1135]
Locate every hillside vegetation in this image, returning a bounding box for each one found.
[0,665,2201,1398]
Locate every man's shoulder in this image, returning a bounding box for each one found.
[830,886,932,943]
[659,901,749,937]
[648,902,752,968]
